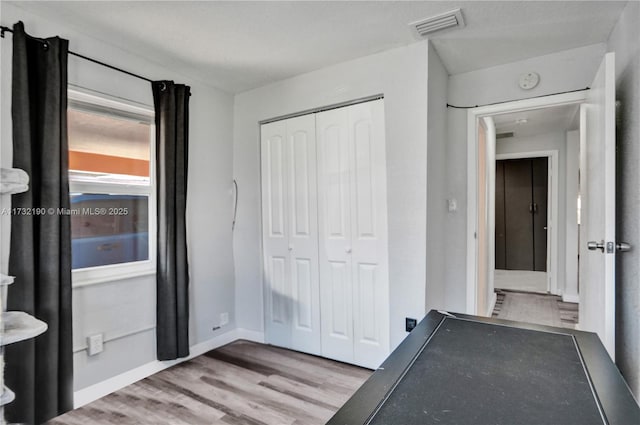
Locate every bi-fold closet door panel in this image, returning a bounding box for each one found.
[261,120,291,349]
[316,108,353,363]
[261,114,321,355]
[316,99,390,369]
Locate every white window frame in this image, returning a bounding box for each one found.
[68,88,156,287]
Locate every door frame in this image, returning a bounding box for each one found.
[495,150,559,295]
[466,90,588,315]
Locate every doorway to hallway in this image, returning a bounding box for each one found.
[467,91,584,321]
[495,156,550,294]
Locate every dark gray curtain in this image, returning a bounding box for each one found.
[6,21,73,424]
[152,81,190,360]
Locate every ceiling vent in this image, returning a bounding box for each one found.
[496,132,515,140]
[410,8,465,38]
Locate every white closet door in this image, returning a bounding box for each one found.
[317,99,390,368]
[349,100,389,369]
[261,120,291,349]
[317,108,355,364]
[286,115,321,354]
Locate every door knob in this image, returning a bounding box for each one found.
[288,245,293,251]
[345,247,352,254]
[616,242,632,252]
[587,240,605,252]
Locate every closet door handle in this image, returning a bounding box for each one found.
[288,245,293,251]
[345,247,352,254]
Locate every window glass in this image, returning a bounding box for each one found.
[68,108,151,180]
[68,103,153,270]
[69,194,149,269]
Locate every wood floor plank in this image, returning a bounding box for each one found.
[199,375,333,424]
[149,374,282,425]
[253,342,372,380]
[127,380,225,424]
[222,341,370,388]
[258,380,342,411]
[48,341,371,424]
[189,355,267,384]
[259,374,349,408]
[205,349,321,387]
[218,342,367,391]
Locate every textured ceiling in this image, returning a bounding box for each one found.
[493,103,580,139]
[7,1,627,93]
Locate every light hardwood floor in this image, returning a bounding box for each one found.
[48,340,372,425]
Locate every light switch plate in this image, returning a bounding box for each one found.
[220,312,229,326]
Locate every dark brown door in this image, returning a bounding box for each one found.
[495,157,548,271]
[495,162,506,269]
[532,158,548,271]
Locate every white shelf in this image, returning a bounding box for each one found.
[0,386,15,407]
[1,311,47,346]
[0,274,14,286]
[0,182,28,195]
[0,168,29,195]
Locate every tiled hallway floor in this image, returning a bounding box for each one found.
[492,290,578,329]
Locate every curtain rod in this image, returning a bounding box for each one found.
[0,25,154,84]
[446,87,590,109]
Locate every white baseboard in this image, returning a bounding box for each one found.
[73,327,265,408]
[562,294,580,303]
[487,292,498,317]
[236,328,266,343]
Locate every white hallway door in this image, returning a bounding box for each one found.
[316,100,390,369]
[579,52,616,358]
[261,99,390,369]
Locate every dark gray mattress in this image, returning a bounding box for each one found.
[368,317,605,425]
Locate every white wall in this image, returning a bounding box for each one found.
[607,0,640,398]
[233,42,429,349]
[441,44,607,313]
[496,130,575,297]
[425,42,448,312]
[0,2,235,391]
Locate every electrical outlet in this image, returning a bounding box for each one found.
[220,312,229,326]
[406,317,417,333]
[87,334,103,356]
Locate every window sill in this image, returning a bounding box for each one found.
[72,262,156,288]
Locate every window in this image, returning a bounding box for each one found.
[68,89,155,285]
